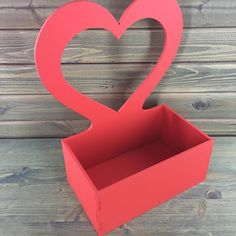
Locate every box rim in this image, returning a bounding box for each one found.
[62,103,213,192]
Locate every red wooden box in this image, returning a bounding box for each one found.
[62,104,213,235]
[35,0,214,235]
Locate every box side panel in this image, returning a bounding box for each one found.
[62,141,100,232]
[161,105,210,153]
[99,140,213,234]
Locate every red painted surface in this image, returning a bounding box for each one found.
[35,0,214,235]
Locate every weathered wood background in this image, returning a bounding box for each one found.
[0,0,235,235]
[0,0,235,137]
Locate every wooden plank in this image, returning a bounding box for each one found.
[0,137,235,235]
[1,63,236,95]
[0,119,235,138]
[1,28,236,64]
[0,93,235,121]
[192,119,236,136]
[0,120,89,138]
[0,0,236,29]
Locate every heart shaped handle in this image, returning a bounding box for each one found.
[35,0,183,125]
[120,0,183,112]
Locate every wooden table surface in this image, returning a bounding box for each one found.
[0,137,235,236]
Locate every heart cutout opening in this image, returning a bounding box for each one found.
[61,18,165,112]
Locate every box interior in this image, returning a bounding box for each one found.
[66,105,209,190]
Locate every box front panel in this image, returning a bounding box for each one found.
[99,140,213,234]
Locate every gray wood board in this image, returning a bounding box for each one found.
[0,93,235,121]
[1,28,236,64]
[0,137,235,235]
[0,63,236,94]
[0,0,236,29]
[0,119,236,138]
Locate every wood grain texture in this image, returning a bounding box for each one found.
[0,119,235,138]
[0,0,235,235]
[1,28,236,64]
[0,0,236,29]
[0,93,235,121]
[0,63,236,95]
[0,137,235,235]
